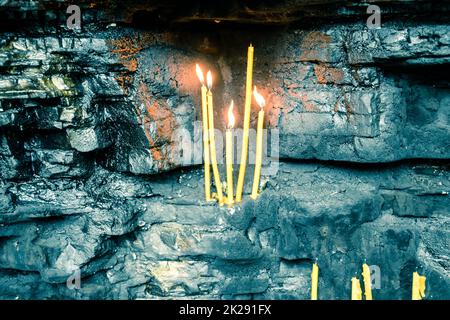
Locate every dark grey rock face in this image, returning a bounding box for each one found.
[0,0,449,300]
[273,25,450,162]
[0,163,448,299]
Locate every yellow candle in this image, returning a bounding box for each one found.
[311,262,319,300]
[351,277,363,300]
[236,44,254,202]
[206,71,224,206]
[362,263,373,300]
[412,271,426,300]
[196,64,211,201]
[251,86,265,200]
[226,101,235,206]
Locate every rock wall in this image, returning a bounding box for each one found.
[0,1,449,299]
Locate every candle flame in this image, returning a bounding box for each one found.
[228,100,235,128]
[206,70,213,90]
[253,86,266,109]
[195,64,204,85]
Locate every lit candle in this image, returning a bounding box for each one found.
[311,262,319,300]
[250,86,265,200]
[351,277,363,300]
[226,101,235,206]
[206,71,224,206]
[236,44,254,202]
[196,64,211,201]
[362,263,373,300]
[412,271,426,300]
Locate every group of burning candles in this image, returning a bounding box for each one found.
[196,45,428,300]
[310,262,427,300]
[196,44,264,206]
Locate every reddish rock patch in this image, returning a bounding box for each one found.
[313,64,344,84]
[134,81,178,169]
[300,31,332,62]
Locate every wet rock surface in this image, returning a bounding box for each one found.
[0,162,449,299]
[2,24,448,176]
[0,1,449,299]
